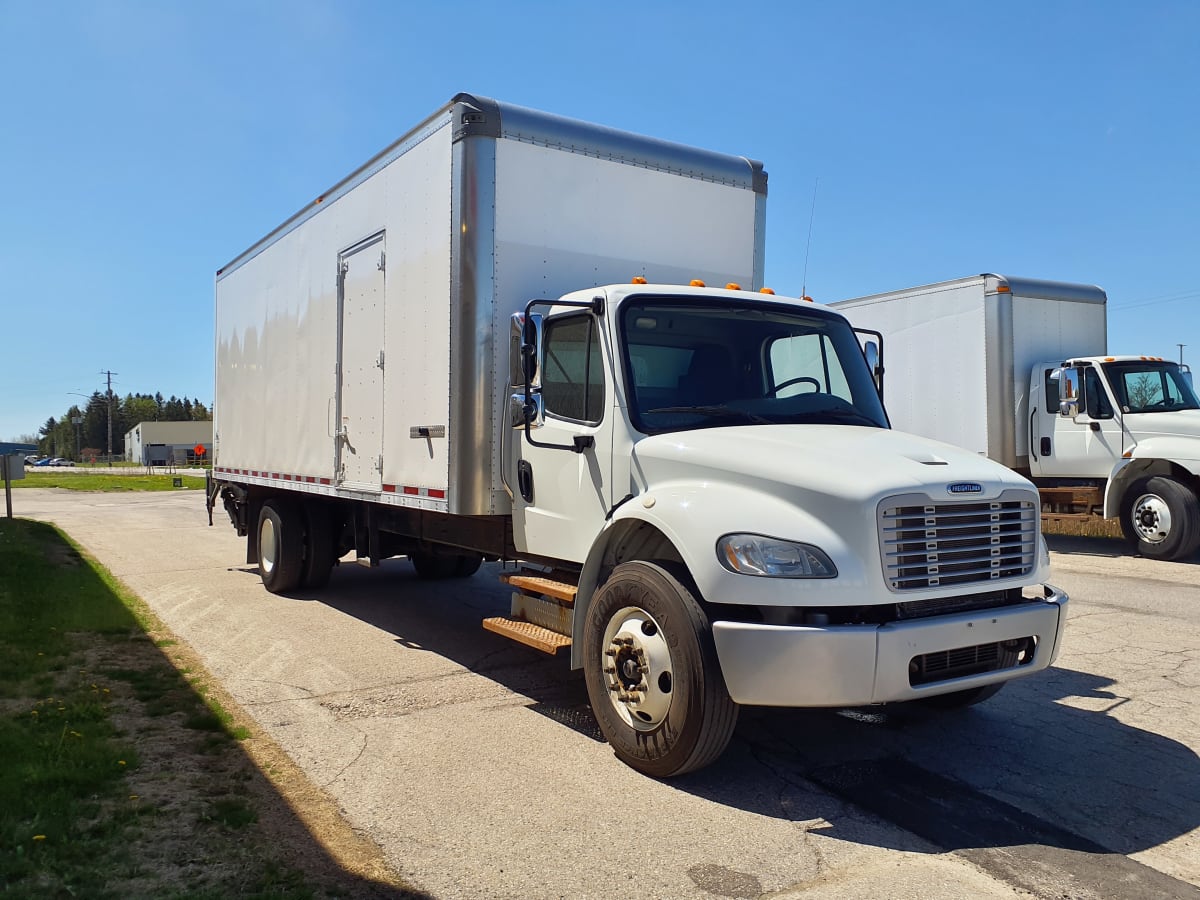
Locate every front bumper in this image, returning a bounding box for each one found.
[711,584,1068,707]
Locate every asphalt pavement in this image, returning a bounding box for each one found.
[11,489,1200,899]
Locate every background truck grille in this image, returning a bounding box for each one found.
[879,491,1037,591]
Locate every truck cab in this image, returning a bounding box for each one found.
[1030,355,1200,559]
[498,283,1067,776]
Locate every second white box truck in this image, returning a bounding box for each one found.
[209,97,1067,776]
[831,274,1200,561]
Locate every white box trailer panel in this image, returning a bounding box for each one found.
[831,274,1107,468]
[215,94,766,515]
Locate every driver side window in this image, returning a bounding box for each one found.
[1083,367,1113,419]
[541,315,605,424]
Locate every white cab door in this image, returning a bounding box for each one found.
[510,312,613,563]
[1034,364,1123,478]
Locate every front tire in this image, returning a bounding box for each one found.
[583,561,738,778]
[258,499,304,594]
[1120,476,1200,561]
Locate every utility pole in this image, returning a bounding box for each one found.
[101,369,118,465]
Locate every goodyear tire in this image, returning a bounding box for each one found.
[258,499,304,594]
[583,561,738,778]
[1120,476,1200,561]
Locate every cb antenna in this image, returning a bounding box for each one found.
[800,177,819,301]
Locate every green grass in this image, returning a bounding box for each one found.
[11,471,201,491]
[0,519,333,898]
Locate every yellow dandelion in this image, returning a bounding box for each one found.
[70,731,82,738]
[32,835,46,841]
[30,710,38,716]
[118,760,126,767]
[129,794,139,801]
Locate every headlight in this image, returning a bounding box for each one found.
[717,534,837,578]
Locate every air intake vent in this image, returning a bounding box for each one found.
[878,490,1037,592]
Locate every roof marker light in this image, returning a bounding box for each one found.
[631,276,647,284]
[689,279,706,287]
[725,282,741,290]
[759,287,775,295]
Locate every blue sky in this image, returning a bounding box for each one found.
[2,0,1197,440]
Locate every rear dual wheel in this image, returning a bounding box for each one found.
[583,561,738,778]
[257,498,338,594]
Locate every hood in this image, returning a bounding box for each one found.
[1124,408,1200,445]
[632,425,1032,504]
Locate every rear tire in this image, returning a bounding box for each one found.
[583,561,738,778]
[301,501,337,589]
[410,551,483,579]
[258,499,304,594]
[1120,476,1200,561]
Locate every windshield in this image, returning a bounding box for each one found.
[619,297,889,434]
[1102,361,1200,413]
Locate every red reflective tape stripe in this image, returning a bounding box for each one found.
[383,484,396,493]
[319,478,331,485]
[428,488,446,499]
[403,486,418,495]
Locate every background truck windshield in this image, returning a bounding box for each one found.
[620,298,888,434]
[1103,362,1200,413]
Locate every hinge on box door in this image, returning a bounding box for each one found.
[378,251,386,272]
[376,350,385,369]
[340,260,349,277]
[376,454,384,474]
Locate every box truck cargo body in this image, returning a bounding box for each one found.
[210,100,1067,776]
[831,274,1200,561]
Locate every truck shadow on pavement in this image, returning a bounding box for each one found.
[1046,533,1200,564]
[302,562,1199,872]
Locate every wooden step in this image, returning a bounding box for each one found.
[482,617,572,654]
[499,571,578,604]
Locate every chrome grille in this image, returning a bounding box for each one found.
[879,490,1037,591]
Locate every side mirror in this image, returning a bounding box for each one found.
[510,313,542,388]
[1059,398,1079,418]
[510,392,544,429]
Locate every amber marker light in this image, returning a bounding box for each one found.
[689,279,706,287]
[759,287,775,294]
[631,276,647,284]
[996,285,1011,293]
[725,282,742,290]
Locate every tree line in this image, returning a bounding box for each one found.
[37,392,211,460]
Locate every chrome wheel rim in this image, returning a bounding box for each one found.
[260,516,278,574]
[600,606,674,731]
[1131,493,1172,544]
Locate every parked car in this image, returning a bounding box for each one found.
[33,457,54,466]
[48,458,74,467]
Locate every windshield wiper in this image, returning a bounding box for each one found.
[646,405,773,425]
[802,406,883,427]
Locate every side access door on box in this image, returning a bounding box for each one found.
[336,232,387,491]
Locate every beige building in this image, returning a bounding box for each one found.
[124,421,213,465]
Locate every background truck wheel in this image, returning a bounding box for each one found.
[583,561,738,778]
[410,551,483,580]
[300,501,337,589]
[258,499,304,594]
[1120,476,1200,561]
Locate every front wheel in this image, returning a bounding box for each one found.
[1120,476,1200,561]
[583,561,738,778]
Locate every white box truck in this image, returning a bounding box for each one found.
[209,97,1067,776]
[830,274,1200,561]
